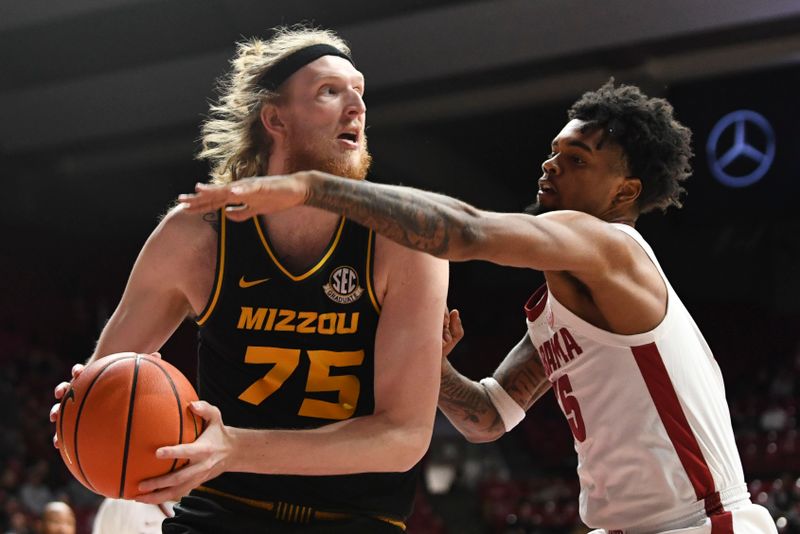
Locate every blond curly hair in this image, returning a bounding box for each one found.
[197,26,351,184]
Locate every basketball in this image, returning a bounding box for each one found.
[56,352,201,499]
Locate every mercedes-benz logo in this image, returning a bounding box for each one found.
[706,110,775,188]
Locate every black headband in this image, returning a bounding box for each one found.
[257,44,354,91]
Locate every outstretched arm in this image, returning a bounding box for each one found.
[438,319,551,443]
[179,171,618,274]
[180,173,668,336]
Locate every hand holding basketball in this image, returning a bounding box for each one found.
[55,352,201,499]
[50,363,86,448]
[135,400,233,504]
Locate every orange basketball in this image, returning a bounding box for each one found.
[56,352,201,499]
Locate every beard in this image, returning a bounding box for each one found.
[524,198,552,216]
[285,132,372,180]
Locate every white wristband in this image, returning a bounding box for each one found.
[479,377,526,431]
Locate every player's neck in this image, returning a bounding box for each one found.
[609,218,636,227]
[259,208,342,271]
[602,205,638,227]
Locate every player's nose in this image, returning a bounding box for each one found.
[542,154,560,175]
[344,88,366,118]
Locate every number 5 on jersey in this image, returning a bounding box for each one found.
[554,374,587,442]
[238,345,364,420]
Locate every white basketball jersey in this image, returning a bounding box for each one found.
[92,498,174,534]
[525,224,750,532]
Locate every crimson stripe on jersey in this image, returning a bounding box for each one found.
[710,511,734,533]
[705,491,725,515]
[524,284,548,321]
[631,343,718,502]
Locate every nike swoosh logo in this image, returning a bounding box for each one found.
[239,276,271,288]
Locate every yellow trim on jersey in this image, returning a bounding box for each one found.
[366,230,381,314]
[196,210,226,326]
[253,216,346,282]
[194,485,406,530]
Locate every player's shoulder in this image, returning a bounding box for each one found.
[536,209,605,228]
[154,203,218,243]
[138,203,219,268]
[541,210,637,245]
[537,211,650,272]
[161,202,219,230]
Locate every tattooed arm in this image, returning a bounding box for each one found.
[178,170,614,274]
[439,332,551,443]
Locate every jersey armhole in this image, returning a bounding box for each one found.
[196,209,226,326]
[612,224,670,325]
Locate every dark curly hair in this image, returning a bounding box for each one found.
[568,80,693,214]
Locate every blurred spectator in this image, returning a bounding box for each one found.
[761,404,789,432]
[38,502,75,534]
[5,510,32,534]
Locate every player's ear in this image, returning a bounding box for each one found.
[616,177,642,206]
[260,103,286,139]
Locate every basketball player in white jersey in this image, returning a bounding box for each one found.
[178,81,776,533]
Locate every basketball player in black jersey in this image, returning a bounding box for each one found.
[50,27,448,533]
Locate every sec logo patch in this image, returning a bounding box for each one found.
[323,266,364,304]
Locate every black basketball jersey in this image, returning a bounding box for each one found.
[194,211,419,519]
